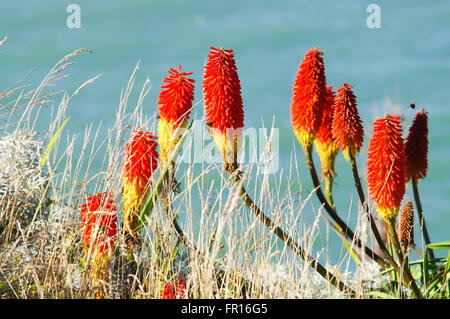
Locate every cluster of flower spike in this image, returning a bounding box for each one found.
[81,45,430,243]
[289,47,429,227]
[77,45,431,298]
[77,46,247,297]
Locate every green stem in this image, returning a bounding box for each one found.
[230,171,355,297]
[325,176,334,208]
[387,220,424,299]
[349,153,398,270]
[412,179,435,259]
[325,175,362,264]
[164,161,200,257]
[386,230,399,296]
[304,145,388,269]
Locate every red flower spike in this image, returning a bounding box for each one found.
[123,129,159,187]
[203,46,244,133]
[367,114,406,223]
[314,86,339,178]
[157,66,195,164]
[158,66,195,125]
[405,108,428,183]
[160,278,187,299]
[80,192,117,253]
[203,46,244,171]
[291,47,327,149]
[122,129,158,237]
[331,83,364,160]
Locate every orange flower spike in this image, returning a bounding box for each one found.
[314,86,339,178]
[157,66,195,164]
[203,46,244,171]
[367,114,406,223]
[405,108,428,184]
[331,83,364,160]
[122,129,158,238]
[80,192,117,253]
[291,47,327,150]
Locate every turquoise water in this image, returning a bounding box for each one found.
[1,1,449,264]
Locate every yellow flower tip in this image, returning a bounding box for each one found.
[90,249,110,277]
[314,140,339,178]
[376,205,400,225]
[158,117,188,165]
[158,117,173,164]
[89,250,112,298]
[294,128,316,152]
[210,127,243,172]
[123,178,149,237]
[341,146,356,161]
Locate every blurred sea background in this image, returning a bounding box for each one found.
[1,1,449,268]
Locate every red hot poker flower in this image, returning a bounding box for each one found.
[291,47,327,150]
[314,86,339,178]
[158,66,195,164]
[405,108,428,183]
[367,114,406,223]
[80,192,117,253]
[160,278,187,299]
[158,66,195,125]
[203,46,244,133]
[331,83,364,160]
[122,129,158,238]
[203,46,244,171]
[123,129,158,187]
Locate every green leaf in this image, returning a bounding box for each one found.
[441,250,450,280]
[379,266,396,276]
[410,264,423,282]
[423,241,450,296]
[40,117,70,168]
[427,241,450,250]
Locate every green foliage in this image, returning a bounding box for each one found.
[422,241,450,298]
[376,242,450,299]
[40,116,70,169]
